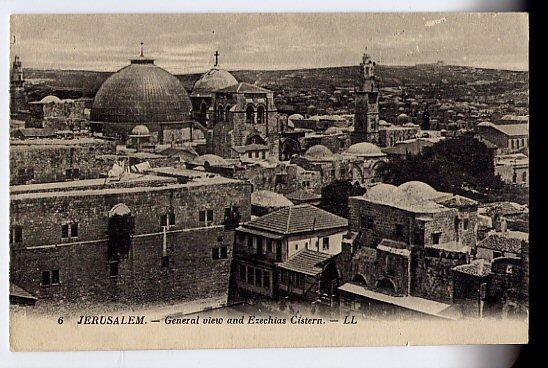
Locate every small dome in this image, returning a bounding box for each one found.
[190,154,228,167]
[288,114,304,122]
[398,181,440,201]
[287,120,295,129]
[304,145,334,161]
[379,120,391,127]
[397,113,409,122]
[38,95,62,104]
[130,124,150,136]
[192,67,238,95]
[345,142,384,158]
[251,190,293,208]
[477,121,495,127]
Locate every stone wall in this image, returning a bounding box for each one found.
[10,139,116,185]
[10,180,252,306]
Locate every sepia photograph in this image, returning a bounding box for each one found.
[7,12,529,352]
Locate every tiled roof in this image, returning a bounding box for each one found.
[478,231,528,253]
[244,204,348,235]
[278,249,334,276]
[490,123,528,137]
[215,82,272,94]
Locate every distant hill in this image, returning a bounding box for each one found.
[22,64,528,101]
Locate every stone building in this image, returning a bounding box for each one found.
[10,170,251,309]
[290,145,351,188]
[476,121,529,154]
[378,123,420,147]
[10,136,116,185]
[232,204,348,302]
[190,52,239,128]
[494,153,529,186]
[342,142,387,186]
[28,95,88,131]
[336,181,479,319]
[210,82,280,159]
[90,53,192,141]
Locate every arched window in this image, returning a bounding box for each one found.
[256,105,265,124]
[217,105,224,122]
[522,171,527,182]
[512,172,517,183]
[246,105,255,124]
[225,105,231,122]
[200,102,208,124]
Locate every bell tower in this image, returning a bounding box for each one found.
[351,52,380,144]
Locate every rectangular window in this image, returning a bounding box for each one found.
[109,261,119,277]
[432,232,442,245]
[266,240,273,253]
[61,224,69,239]
[463,219,469,230]
[169,212,175,226]
[10,226,23,244]
[199,210,205,222]
[261,151,266,159]
[361,215,374,230]
[206,210,213,225]
[239,264,247,282]
[51,269,60,285]
[322,237,330,251]
[263,272,270,289]
[255,268,262,286]
[247,267,255,285]
[224,207,231,221]
[281,270,288,285]
[247,236,253,253]
[220,246,228,259]
[212,247,220,260]
[70,223,78,238]
[395,224,405,240]
[256,238,263,255]
[41,271,51,286]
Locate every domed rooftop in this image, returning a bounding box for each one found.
[37,95,62,104]
[345,142,384,158]
[288,113,304,122]
[130,124,150,137]
[398,181,441,201]
[91,57,191,125]
[364,184,407,204]
[304,145,335,161]
[190,154,228,167]
[379,120,391,127]
[192,67,238,95]
[251,190,293,208]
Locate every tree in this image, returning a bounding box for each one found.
[320,180,366,218]
[377,134,524,203]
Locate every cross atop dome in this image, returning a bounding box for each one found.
[214,51,219,67]
[130,42,154,64]
[140,42,144,57]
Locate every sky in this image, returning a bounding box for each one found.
[10,13,528,74]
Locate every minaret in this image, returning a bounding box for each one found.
[351,52,380,144]
[10,55,27,114]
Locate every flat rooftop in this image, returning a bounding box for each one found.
[10,137,113,148]
[10,170,245,201]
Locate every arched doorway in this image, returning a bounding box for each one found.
[351,274,368,287]
[376,278,397,295]
[320,262,341,297]
[280,138,301,160]
[108,203,135,261]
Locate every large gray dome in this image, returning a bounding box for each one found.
[91,58,191,124]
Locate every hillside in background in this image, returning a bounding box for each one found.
[22,64,528,105]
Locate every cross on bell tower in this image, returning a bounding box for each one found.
[214,51,219,67]
[140,42,144,57]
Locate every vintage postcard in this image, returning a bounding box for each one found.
[8,13,529,351]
